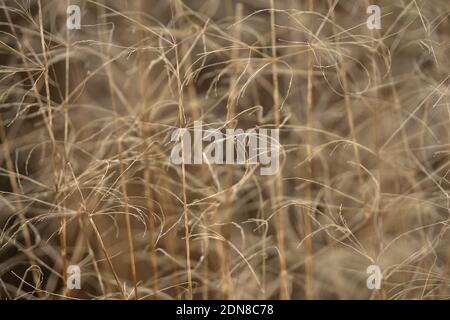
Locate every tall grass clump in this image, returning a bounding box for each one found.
[0,0,449,299]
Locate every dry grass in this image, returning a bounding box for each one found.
[0,0,449,299]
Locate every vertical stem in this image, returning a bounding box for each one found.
[38,0,61,296]
[136,0,159,297]
[59,0,72,297]
[304,0,315,300]
[270,0,288,299]
[97,3,138,299]
[171,0,193,298]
